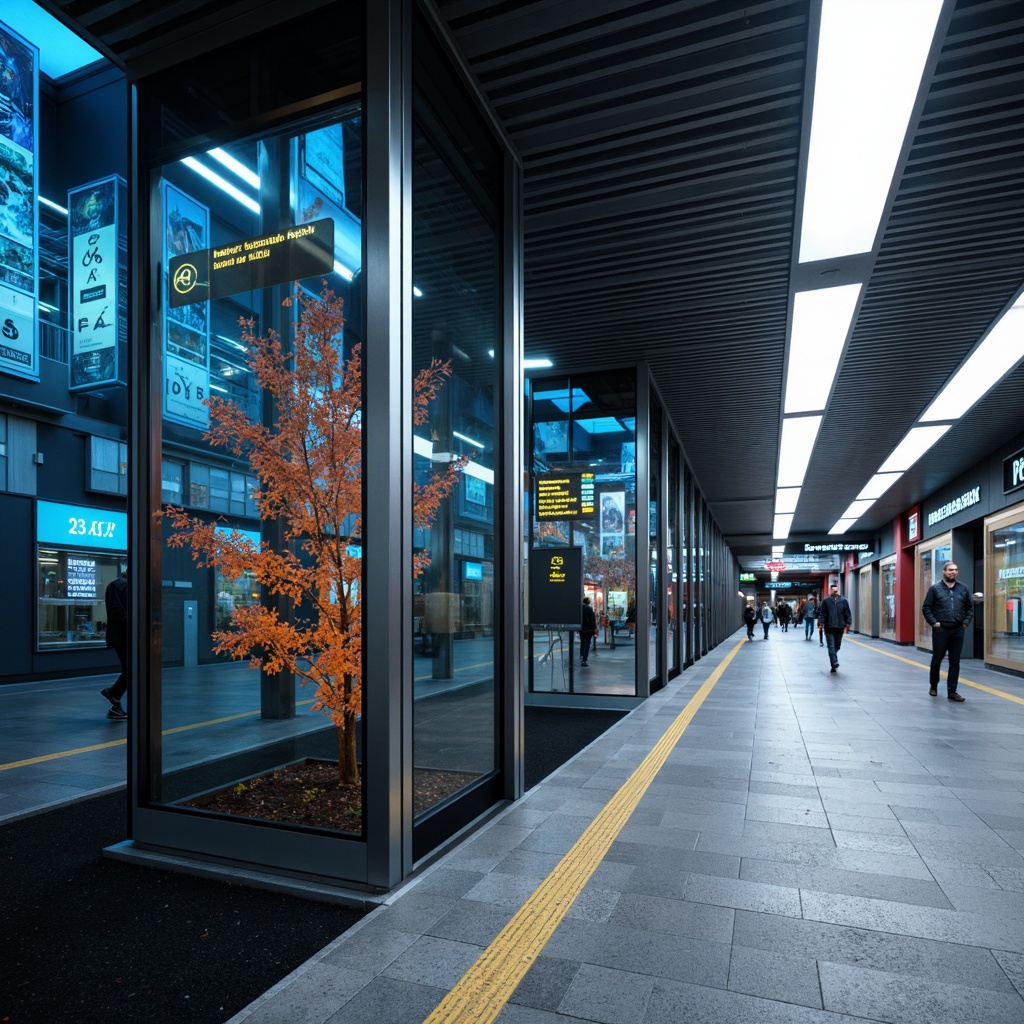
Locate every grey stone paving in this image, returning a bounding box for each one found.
[219,631,1023,1024]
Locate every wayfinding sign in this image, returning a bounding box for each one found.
[168,218,335,307]
[535,472,595,520]
[528,546,582,628]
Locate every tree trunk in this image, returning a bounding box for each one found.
[335,671,359,785]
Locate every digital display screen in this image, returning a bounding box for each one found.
[535,472,595,520]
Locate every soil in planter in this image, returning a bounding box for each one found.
[184,761,481,832]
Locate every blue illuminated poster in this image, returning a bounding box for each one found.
[0,22,38,380]
[162,182,210,428]
[69,176,126,389]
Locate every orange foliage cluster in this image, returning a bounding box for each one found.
[163,284,465,783]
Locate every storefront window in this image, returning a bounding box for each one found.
[986,507,1024,671]
[37,548,124,649]
[858,565,871,634]
[916,534,951,648]
[879,556,896,641]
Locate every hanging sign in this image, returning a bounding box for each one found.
[535,471,595,520]
[764,560,786,572]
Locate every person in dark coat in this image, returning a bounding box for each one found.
[818,584,852,673]
[580,597,598,666]
[101,571,128,719]
[921,561,973,702]
[742,604,757,641]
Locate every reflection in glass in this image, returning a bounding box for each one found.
[880,557,896,640]
[989,514,1024,668]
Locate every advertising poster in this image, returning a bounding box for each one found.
[69,177,125,389]
[600,490,625,558]
[0,23,38,380]
[162,182,210,428]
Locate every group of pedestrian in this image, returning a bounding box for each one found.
[739,561,971,700]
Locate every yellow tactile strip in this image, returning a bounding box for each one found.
[424,638,746,1024]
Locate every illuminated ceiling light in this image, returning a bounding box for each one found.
[333,261,355,282]
[775,487,801,515]
[919,297,1024,422]
[798,0,944,263]
[774,513,794,540]
[38,196,68,216]
[1,0,103,78]
[453,430,485,449]
[839,499,874,521]
[413,286,424,298]
[182,156,260,214]
[777,415,822,488]
[207,148,260,190]
[856,472,903,501]
[784,284,861,413]
[877,424,952,473]
[829,518,858,534]
[524,358,554,369]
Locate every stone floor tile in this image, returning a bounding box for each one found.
[727,945,823,1009]
[557,963,655,1024]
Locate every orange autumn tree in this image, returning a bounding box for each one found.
[163,284,464,785]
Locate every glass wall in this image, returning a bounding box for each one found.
[916,533,952,648]
[649,391,661,686]
[667,437,680,674]
[858,564,872,635]
[529,371,637,696]
[986,505,1024,672]
[410,21,502,833]
[879,556,896,641]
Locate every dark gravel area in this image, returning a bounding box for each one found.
[1,706,624,1024]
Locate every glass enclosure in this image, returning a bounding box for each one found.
[858,564,872,635]
[916,533,952,648]
[986,505,1024,672]
[879,556,896,641]
[649,390,661,687]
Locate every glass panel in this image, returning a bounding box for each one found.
[917,536,951,647]
[411,114,499,819]
[988,511,1024,669]
[858,565,871,633]
[37,547,123,649]
[879,557,896,640]
[649,392,661,685]
[667,440,679,672]
[152,106,366,835]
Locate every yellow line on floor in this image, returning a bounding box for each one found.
[0,699,319,772]
[422,637,746,1024]
[845,637,1024,705]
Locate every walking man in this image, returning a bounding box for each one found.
[921,561,973,702]
[803,594,817,640]
[818,584,851,673]
[101,569,129,719]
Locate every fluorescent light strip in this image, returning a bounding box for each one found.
[840,499,874,521]
[182,156,260,214]
[413,286,424,298]
[775,487,801,515]
[856,472,902,501]
[453,430,485,449]
[208,148,260,190]
[38,195,68,216]
[799,0,944,262]
[919,297,1024,422]
[333,261,355,282]
[774,513,794,540]
[877,424,952,473]
[777,415,822,488]
[829,518,858,535]
[784,284,861,413]
[524,358,554,369]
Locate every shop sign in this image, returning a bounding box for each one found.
[1004,447,1024,494]
[764,560,786,571]
[907,510,920,542]
[36,500,127,552]
[739,572,756,582]
[927,486,981,527]
[803,542,871,552]
[0,21,38,382]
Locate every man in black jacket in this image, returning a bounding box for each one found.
[921,561,973,702]
[101,570,128,719]
[818,584,852,674]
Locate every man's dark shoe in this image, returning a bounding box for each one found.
[100,687,119,707]
[929,686,938,696]
[107,704,127,719]
[948,692,965,702]
[830,664,838,674]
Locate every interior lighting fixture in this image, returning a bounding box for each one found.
[798,0,944,263]
[829,518,858,534]
[839,499,874,521]
[2,0,103,78]
[877,424,952,473]
[38,196,68,216]
[453,430,485,449]
[207,148,260,189]
[524,357,554,369]
[774,513,794,540]
[413,286,424,298]
[918,295,1024,422]
[777,415,822,488]
[784,284,861,413]
[856,472,903,501]
[333,261,355,282]
[775,487,801,515]
[182,157,260,214]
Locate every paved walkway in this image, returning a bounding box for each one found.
[227,629,1024,1024]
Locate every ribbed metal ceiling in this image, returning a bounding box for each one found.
[41,0,1024,572]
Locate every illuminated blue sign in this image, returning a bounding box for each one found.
[463,561,483,580]
[37,500,126,551]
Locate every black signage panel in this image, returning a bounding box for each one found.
[168,218,335,307]
[1004,446,1024,494]
[529,546,582,628]
[536,472,595,520]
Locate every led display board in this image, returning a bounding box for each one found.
[167,218,335,308]
[535,471,595,520]
[528,546,582,628]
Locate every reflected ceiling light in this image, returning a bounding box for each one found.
[784,284,861,413]
[182,157,260,214]
[919,296,1024,422]
[877,423,952,473]
[799,0,944,263]
[774,513,794,540]
[333,261,355,281]
[207,148,260,190]
[38,196,68,216]
[777,415,822,488]
[829,518,858,534]
[775,487,801,515]
[524,357,554,369]
[453,430,485,449]
[413,286,424,298]
[856,472,903,501]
